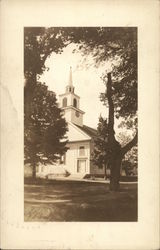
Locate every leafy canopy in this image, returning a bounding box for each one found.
[64,27,137,127]
[92,116,121,168]
[24,27,70,81]
[24,27,70,170]
[24,81,68,166]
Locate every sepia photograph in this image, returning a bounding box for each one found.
[1,0,159,249]
[24,27,138,222]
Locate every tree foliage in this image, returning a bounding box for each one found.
[24,28,70,177]
[91,116,109,168]
[24,27,69,82]
[64,27,137,126]
[92,115,122,180]
[92,73,137,190]
[24,81,68,177]
[72,27,138,189]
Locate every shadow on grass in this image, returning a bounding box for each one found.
[24,177,137,222]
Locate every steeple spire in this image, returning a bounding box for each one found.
[68,66,73,86]
[66,66,74,93]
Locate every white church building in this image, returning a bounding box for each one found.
[37,68,105,178]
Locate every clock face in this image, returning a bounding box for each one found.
[75,111,80,117]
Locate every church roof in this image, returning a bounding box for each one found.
[74,124,97,139]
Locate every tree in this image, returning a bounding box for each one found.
[24,82,68,178]
[24,28,70,178]
[100,73,137,190]
[66,27,137,190]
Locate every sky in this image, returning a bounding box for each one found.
[40,44,111,129]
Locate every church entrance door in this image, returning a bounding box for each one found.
[77,159,86,173]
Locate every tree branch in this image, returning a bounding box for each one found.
[121,132,137,156]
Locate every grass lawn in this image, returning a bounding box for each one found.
[24,178,137,222]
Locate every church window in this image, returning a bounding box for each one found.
[62,97,67,107]
[73,98,77,108]
[79,146,85,156]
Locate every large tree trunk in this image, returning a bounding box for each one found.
[109,156,122,191]
[106,72,122,191]
[109,133,137,191]
[106,72,137,191]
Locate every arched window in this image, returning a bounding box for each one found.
[62,97,67,107]
[73,98,77,108]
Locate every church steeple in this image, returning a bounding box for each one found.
[66,67,75,93]
[59,67,85,127]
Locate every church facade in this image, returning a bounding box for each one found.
[37,68,105,178]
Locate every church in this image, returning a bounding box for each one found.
[37,68,105,178]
